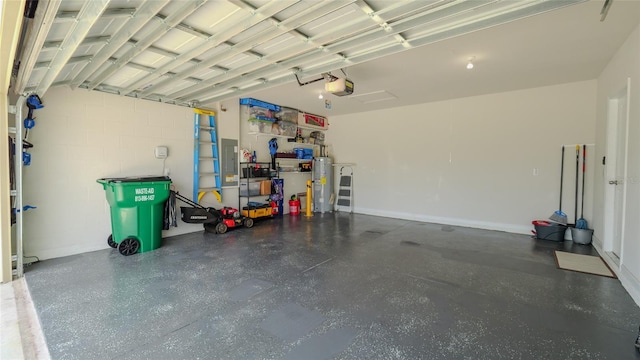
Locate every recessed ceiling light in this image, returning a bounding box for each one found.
[318,93,324,99]
[466,57,475,70]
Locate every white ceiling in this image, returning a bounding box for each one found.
[244,0,640,116]
[11,0,639,117]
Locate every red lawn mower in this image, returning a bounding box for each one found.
[173,191,253,234]
[210,206,254,234]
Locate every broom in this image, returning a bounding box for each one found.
[550,145,568,224]
[576,145,588,229]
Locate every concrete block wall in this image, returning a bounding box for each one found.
[21,87,234,259]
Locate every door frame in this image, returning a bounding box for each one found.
[603,77,631,265]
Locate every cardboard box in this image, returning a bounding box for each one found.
[260,180,271,195]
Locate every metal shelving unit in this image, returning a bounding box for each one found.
[239,162,278,207]
[238,162,279,217]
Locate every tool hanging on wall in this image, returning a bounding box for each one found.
[11,205,37,225]
[26,94,43,112]
[21,140,34,166]
[23,94,43,138]
[268,137,278,170]
[9,94,40,222]
[21,94,43,165]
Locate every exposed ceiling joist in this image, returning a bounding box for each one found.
[34,0,110,94]
[124,0,298,96]
[182,0,587,104]
[13,0,62,94]
[13,0,595,108]
[86,0,207,90]
[135,0,355,98]
[35,55,93,69]
[54,8,137,23]
[69,0,170,89]
[171,1,492,103]
[155,0,437,102]
[42,36,111,50]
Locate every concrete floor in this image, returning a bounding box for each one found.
[24,213,640,360]
[1,278,50,360]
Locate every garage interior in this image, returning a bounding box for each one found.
[2,0,640,359]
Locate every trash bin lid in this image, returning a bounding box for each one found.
[98,176,171,183]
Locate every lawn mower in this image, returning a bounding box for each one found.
[207,206,254,234]
[173,191,253,234]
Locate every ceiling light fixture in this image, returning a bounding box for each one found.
[466,57,475,70]
[318,93,324,99]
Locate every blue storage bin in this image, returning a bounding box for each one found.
[302,148,313,159]
[239,98,281,111]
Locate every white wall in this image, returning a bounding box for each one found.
[594,24,640,304]
[22,88,238,260]
[327,80,597,234]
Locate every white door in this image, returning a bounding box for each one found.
[606,79,630,259]
[611,95,627,257]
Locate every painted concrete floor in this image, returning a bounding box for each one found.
[25,213,640,360]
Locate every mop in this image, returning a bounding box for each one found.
[550,146,568,224]
[576,145,588,229]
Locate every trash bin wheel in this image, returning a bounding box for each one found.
[107,234,117,249]
[244,218,254,228]
[215,222,228,234]
[118,237,140,256]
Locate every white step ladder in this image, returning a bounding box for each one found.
[193,108,221,203]
[334,164,355,213]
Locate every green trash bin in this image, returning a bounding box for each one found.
[97,176,172,256]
